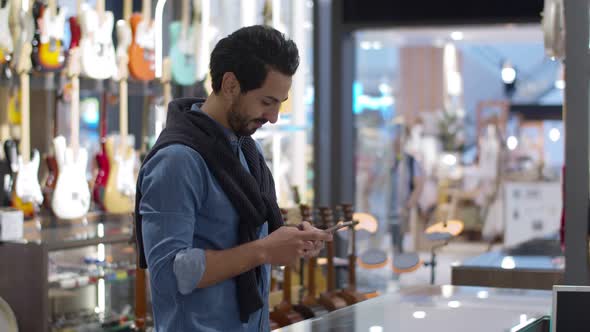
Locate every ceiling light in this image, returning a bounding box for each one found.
[361,41,372,50]
[450,31,464,41]
[372,41,383,50]
[369,326,383,332]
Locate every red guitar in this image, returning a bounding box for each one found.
[93,92,110,211]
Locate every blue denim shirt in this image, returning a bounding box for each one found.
[138,104,270,331]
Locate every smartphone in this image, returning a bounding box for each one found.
[324,221,358,233]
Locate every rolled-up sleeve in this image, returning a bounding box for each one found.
[139,145,208,296]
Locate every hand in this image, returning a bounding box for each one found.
[299,221,327,259]
[260,224,332,266]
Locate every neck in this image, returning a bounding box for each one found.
[200,94,232,132]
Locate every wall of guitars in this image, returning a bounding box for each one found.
[0,0,314,220]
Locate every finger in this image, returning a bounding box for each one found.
[302,241,314,251]
[299,221,313,231]
[314,240,324,251]
[297,229,333,242]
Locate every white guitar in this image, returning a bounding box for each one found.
[79,0,116,79]
[52,48,90,219]
[13,40,43,207]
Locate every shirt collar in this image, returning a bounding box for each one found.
[190,103,239,143]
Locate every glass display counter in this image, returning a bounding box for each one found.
[451,239,564,290]
[276,285,551,332]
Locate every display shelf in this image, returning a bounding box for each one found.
[0,212,137,332]
[49,266,136,291]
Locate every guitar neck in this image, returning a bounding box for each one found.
[20,72,30,162]
[181,0,190,32]
[119,78,128,145]
[306,257,316,297]
[70,74,80,154]
[283,265,292,305]
[47,0,57,16]
[142,0,151,21]
[123,0,133,21]
[96,0,105,17]
[326,240,335,292]
[135,254,147,329]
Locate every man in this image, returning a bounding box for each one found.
[134,26,331,331]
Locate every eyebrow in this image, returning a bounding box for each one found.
[265,96,289,103]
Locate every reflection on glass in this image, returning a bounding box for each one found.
[501,256,517,269]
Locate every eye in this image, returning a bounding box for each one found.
[262,100,272,106]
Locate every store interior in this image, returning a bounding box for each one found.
[0,0,585,331]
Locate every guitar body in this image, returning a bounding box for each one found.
[13,150,43,217]
[42,154,58,212]
[79,8,116,79]
[103,136,136,214]
[128,13,155,81]
[31,1,68,72]
[169,22,196,86]
[51,136,90,220]
[93,140,109,210]
[318,292,348,312]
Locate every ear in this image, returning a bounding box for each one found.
[220,72,241,98]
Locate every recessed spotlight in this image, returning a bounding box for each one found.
[361,41,371,50]
[372,41,383,50]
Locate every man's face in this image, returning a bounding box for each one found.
[227,70,292,136]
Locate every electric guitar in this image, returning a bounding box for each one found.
[104,20,136,214]
[51,48,90,220]
[31,0,68,72]
[128,0,155,81]
[93,92,109,211]
[0,0,14,73]
[79,0,116,79]
[169,0,196,86]
[13,13,42,217]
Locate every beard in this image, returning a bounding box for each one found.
[227,97,266,136]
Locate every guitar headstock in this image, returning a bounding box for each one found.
[66,47,81,78]
[262,0,272,26]
[318,206,333,229]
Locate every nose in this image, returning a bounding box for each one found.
[265,108,280,124]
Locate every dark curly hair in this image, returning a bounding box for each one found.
[209,25,300,94]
